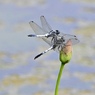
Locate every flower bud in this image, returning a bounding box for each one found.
[59,39,72,64]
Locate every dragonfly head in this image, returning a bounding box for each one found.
[56,30,60,35]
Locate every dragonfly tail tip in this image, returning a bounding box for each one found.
[34,57,36,60]
[34,53,43,60]
[28,34,35,37]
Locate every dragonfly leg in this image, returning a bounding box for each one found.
[51,37,54,43]
[34,46,53,59]
[58,45,63,51]
[58,46,61,51]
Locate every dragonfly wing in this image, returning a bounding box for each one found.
[42,38,52,46]
[29,21,52,46]
[64,34,79,45]
[40,16,52,32]
[60,33,79,45]
[29,21,45,35]
[70,38,79,45]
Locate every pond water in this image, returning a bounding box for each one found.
[0,0,95,95]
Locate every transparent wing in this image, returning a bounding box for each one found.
[40,16,52,32]
[29,21,45,35]
[63,37,79,45]
[29,21,52,46]
[59,32,79,45]
[64,34,79,45]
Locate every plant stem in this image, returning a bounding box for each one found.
[55,63,65,95]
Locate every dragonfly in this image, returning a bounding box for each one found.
[28,16,79,59]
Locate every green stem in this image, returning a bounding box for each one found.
[55,63,65,95]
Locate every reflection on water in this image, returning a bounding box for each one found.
[0,0,95,95]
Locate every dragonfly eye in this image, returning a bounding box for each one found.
[56,30,60,35]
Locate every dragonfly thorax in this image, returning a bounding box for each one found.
[51,35,65,46]
[56,36,65,44]
[51,36,66,51]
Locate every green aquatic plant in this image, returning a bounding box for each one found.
[55,39,72,95]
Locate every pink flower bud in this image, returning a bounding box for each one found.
[60,39,72,64]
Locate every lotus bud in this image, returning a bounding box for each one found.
[60,39,72,64]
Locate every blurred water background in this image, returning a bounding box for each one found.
[0,0,95,95]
